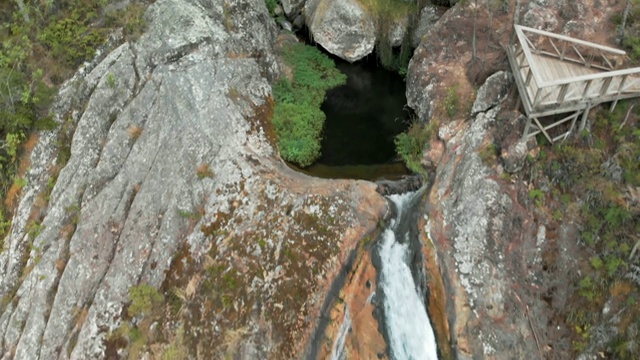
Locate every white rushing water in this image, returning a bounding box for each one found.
[330,305,351,360]
[380,193,439,360]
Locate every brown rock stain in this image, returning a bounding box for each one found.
[317,243,388,360]
[419,216,453,360]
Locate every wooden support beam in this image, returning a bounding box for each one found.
[573,45,587,65]
[582,80,593,98]
[522,117,532,140]
[600,77,613,95]
[561,112,580,143]
[557,84,569,103]
[580,104,592,131]
[532,117,553,143]
[610,74,629,112]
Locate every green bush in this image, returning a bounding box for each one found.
[272,43,346,167]
[394,120,432,175]
[0,0,150,242]
[128,284,163,318]
[264,0,278,16]
[38,14,105,67]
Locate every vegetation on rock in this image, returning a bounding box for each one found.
[394,119,434,175]
[0,0,148,244]
[525,100,640,358]
[359,0,424,73]
[273,43,346,167]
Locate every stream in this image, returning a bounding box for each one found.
[380,192,438,359]
[330,191,438,360]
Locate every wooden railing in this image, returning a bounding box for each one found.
[510,25,640,115]
[516,25,626,71]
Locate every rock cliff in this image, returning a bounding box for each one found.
[407,0,631,358]
[0,0,387,358]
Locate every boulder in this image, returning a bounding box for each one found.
[471,71,512,116]
[412,4,441,47]
[305,0,376,62]
[282,0,305,17]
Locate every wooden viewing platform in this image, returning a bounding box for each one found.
[507,25,640,143]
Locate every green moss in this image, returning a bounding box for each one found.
[273,43,346,167]
[128,284,163,318]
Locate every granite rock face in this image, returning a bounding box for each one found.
[0,0,386,358]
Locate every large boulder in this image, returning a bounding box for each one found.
[305,0,376,62]
[471,71,512,115]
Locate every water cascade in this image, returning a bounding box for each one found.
[379,192,438,359]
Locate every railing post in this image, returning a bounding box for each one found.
[533,88,542,108]
[557,84,569,103]
[560,41,566,61]
[610,74,629,112]
[600,77,613,95]
[582,80,592,99]
[525,69,533,86]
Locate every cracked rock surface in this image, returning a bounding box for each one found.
[0,0,385,358]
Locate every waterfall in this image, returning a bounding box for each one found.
[330,305,351,360]
[379,193,438,360]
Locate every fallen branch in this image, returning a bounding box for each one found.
[514,292,544,360]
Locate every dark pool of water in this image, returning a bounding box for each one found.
[318,59,411,166]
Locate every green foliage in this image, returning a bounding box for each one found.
[128,284,163,318]
[619,0,640,61]
[366,0,417,73]
[394,120,433,175]
[264,0,278,16]
[538,101,640,356]
[272,43,346,167]
[105,3,148,40]
[0,1,149,243]
[38,13,105,67]
[528,188,545,207]
[479,143,498,166]
[106,73,117,88]
[443,84,459,118]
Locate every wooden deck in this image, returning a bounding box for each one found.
[507,25,640,143]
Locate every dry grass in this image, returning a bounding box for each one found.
[221,326,250,356]
[196,163,214,179]
[128,125,143,140]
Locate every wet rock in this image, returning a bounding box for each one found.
[304,0,376,62]
[471,71,512,116]
[310,247,388,360]
[375,175,423,196]
[281,0,305,17]
[389,18,408,47]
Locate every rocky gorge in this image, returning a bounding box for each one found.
[1,0,639,359]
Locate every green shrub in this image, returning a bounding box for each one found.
[38,13,106,67]
[264,0,278,16]
[443,85,459,118]
[128,284,163,318]
[272,43,346,167]
[394,120,432,175]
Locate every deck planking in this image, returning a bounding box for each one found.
[507,25,640,143]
